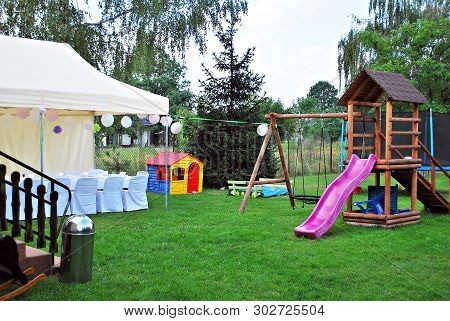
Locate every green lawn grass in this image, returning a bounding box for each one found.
[10,174,450,300]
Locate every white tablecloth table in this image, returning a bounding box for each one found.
[62,175,132,191]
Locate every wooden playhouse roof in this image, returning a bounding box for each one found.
[338,69,427,106]
[146,152,204,166]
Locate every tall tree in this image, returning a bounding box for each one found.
[358,18,449,107]
[338,0,449,91]
[307,81,341,139]
[129,50,194,114]
[197,17,265,121]
[190,15,276,187]
[0,0,248,77]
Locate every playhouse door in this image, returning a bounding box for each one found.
[187,163,200,193]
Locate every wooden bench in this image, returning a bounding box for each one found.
[227,178,292,198]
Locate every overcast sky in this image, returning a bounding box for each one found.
[184,0,370,107]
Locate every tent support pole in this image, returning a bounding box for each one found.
[93,116,97,168]
[39,110,44,184]
[164,117,169,210]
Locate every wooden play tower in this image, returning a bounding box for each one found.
[240,69,449,226]
[340,69,449,226]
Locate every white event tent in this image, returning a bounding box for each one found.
[0,35,169,175]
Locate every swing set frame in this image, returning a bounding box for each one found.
[239,112,348,213]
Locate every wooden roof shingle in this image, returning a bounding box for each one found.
[338,69,427,106]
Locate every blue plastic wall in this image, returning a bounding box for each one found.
[147,165,170,194]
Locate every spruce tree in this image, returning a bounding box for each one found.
[191,16,278,187]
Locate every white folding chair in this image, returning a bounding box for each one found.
[46,178,71,217]
[119,172,127,176]
[97,176,124,213]
[137,171,149,176]
[70,177,98,215]
[122,176,149,212]
[88,169,104,176]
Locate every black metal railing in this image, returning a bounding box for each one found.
[0,150,72,262]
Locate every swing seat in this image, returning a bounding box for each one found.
[293,195,321,204]
[353,185,409,214]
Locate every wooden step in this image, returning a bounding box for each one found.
[19,245,59,277]
[392,171,449,213]
[390,117,421,122]
[391,131,421,136]
[349,133,376,138]
[390,145,421,149]
[15,240,26,262]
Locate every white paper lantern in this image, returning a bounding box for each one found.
[30,108,41,122]
[170,122,182,135]
[121,116,132,128]
[148,114,160,125]
[137,113,147,119]
[160,116,173,127]
[2,113,14,129]
[257,124,269,136]
[101,114,114,127]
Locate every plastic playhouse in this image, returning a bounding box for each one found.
[146,152,204,195]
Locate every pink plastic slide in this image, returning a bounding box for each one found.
[294,154,377,239]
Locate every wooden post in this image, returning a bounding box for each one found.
[0,164,6,231]
[375,172,380,186]
[346,103,354,212]
[24,178,34,243]
[49,191,58,253]
[411,170,418,211]
[411,104,419,211]
[36,185,46,249]
[375,106,381,159]
[384,100,393,217]
[272,119,295,209]
[374,106,380,190]
[239,126,273,213]
[385,171,391,217]
[385,100,393,161]
[347,104,354,159]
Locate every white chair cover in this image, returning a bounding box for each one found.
[122,176,149,212]
[65,170,82,176]
[70,177,98,215]
[97,176,124,213]
[5,184,12,220]
[88,169,104,176]
[44,171,56,178]
[46,178,71,217]
[137,171,149,176]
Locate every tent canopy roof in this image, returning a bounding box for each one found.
[0,36,169,115]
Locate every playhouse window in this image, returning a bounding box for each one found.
[172,167,185,181]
